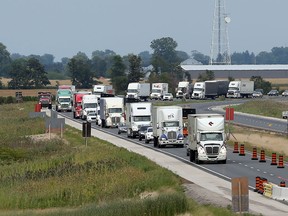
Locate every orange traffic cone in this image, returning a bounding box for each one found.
[279,181,286,187]
[277,155,285,168]
[239,144,245,156]
[259,149,266,163]
[251,147,258,160]
[233,141,239,153]
[254,176,260,192]
[271,153,277,165]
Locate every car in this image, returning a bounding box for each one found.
[117,123,127,134]
[144,127,153,143]
[86,111,97,122]
[282,90,288,97]
[163,93,173,101]
[267,90,279,96]
[252,91,263,98]
[138,125,151,141]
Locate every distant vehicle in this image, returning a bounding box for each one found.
[126,83,150,101]
[118,122,127,134]
[38,92,52,109]
[144,127,153,144]
[150,83,168,100]
[267,90,279,96]
[87,111,97,122]
[252,91,263,98]
[282,111,288,119]
[138,125,151,141]
[282,90,288,97]
[255,88,264,94]
[163,93,173,101]
[176,81,192,99]
[226,81,254,98]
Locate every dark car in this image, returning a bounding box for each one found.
[138,125,150,141]
[118,123,127,134]
[267,90,279,96]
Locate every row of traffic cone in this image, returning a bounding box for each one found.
[254,176,286,193]
[233,142,285,168]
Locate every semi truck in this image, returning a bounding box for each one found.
[92,85,115,97]
[226,80,254,98]
[99,97,125,128]
[56,89,73,112]
[152,106,184,148]
[72,91,91,119]
[126,83,150,101]
[38,92,52,109]
[186,114,227,164]
[192,80,229,99]
[150,83,168,100]
[176,81,192,99]
[81,94,98,120]
[125,102,152,138]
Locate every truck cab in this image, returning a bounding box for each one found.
[125,102,152,138]
[152,106,184,148]
[187,114,227,164]
[192,82,205,99]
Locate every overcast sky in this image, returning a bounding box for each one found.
[1,0,287,62]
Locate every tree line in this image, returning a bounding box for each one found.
[0,38,287,94]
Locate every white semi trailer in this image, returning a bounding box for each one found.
[99,97,125,128]
[150,83,168,100]
[186,114,227,164]
[81,94,98,120]
[226,80,254,98]
[125,102,152,138]
[152,106,184,148]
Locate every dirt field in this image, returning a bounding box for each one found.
[231,126,288,156]
[0,77,111,97]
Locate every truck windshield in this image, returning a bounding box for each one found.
[59,98,70,103]
[83,103,97,109]
[152,89,161,93]
[133,116,151,122]
[163,121,179,127]
[193,88,203,91]
[127,89,137,93]
[229,87,239,91]
[108,108,122,113]
[200,133,223,141]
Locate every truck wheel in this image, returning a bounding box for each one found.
[139,136,142,141]
[189,150,195,162]
[195,151,201,164]
[153,137,158,147]
[145,139,149,144]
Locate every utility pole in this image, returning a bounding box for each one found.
[209,0,231,65]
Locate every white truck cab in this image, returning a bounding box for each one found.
[152,106,184,148]
[125,102,152,138]
[186,114,227,164]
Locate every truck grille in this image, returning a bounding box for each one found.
[128,95,134,98]
[112,117,120,124]
[61,104,69,108]
[205,145,219,156]
[167,131,177,139]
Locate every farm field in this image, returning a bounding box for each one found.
[0,77,111,97]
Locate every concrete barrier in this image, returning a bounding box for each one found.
[272,184,288,201]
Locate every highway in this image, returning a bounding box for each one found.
[57,97,288,193]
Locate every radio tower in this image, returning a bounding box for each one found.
[209,0,231,65]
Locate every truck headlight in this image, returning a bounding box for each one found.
[132,125,138,131]
[198,146,205,154]
[219,146,227,154]
[177,134,184,140]
[160,134,167,140]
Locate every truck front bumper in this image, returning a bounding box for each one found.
[159,140,184,145]
[198,153,226,162]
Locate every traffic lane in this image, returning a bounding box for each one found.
[60,111,288,189]
[201,148,288,187]
[232,114,287,133]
